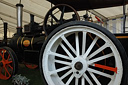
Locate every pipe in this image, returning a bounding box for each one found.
[30,14,34,32]
[16,3,23,35]
[4,22,7,45]
[30,14,34,24]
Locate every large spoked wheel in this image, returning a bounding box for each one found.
[40,21,128,85]
[0,47,18,80]
[43,4,80,35]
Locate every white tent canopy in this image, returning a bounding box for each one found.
[0,0,128,39]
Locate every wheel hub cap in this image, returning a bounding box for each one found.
[72,57,88,78]
[74,62,83,70]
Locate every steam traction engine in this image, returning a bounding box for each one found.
[0,0,128,85]
[9,13,45,69]
[0,3,45,80]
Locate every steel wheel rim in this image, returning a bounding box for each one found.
[0,49,14,80]
[42,26,123,85]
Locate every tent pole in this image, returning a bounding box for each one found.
[123,0,126,33]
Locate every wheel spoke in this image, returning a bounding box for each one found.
[49,12,59,22]
[83,73,93,85]
[60,6,65,22]
[50,66,71,75]
[66,74,74,85]
[87,42,110,60]
[75,78,79,85]
[2,50,5,60]
[4,67,11,77]
[50,15,53,25]
[8,65,13,70]
[49,51,71,60]
[7,55,10,60]
[83,36,99,59]
[94,64,117,73]
[61,35,76,56]
[60,69,72,80]
[75,32,80,57]
[88,72,101,85]
[55,60,71,66]
[60,43,74,60]
[82,31,87,55]
[88,53,114,65]
[81,76,85,85]
[6,61,13,64]
[87,68,113,79]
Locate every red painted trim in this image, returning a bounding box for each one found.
[95,64,117,73]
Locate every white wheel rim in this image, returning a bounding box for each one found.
[42,26,123,85]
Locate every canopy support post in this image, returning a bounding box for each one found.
[123,0,126,33]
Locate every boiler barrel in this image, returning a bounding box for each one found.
[9,35,45,51]
[17,35,45,50]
